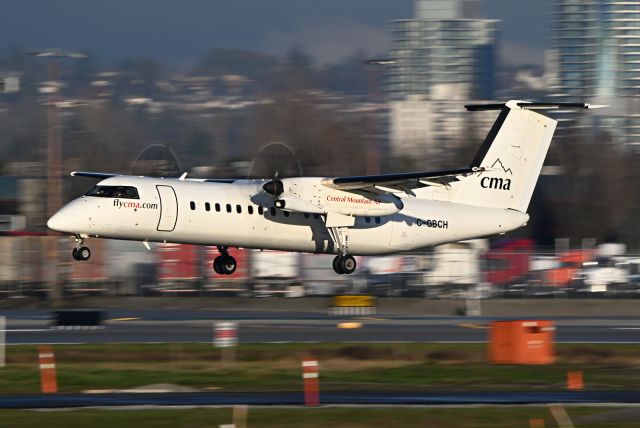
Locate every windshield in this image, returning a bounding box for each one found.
[85,185,139,199]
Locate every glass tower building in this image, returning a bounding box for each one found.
[386,0,499,163]
[552,0,640,145]
[388,0,499,101]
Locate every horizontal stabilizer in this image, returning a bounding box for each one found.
[465,101,607,111]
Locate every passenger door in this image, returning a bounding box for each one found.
[156,185,178,232]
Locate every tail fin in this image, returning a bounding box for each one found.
[451,101,558,212]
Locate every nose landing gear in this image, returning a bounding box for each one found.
[70,236,91,261]
[213,246,237,275]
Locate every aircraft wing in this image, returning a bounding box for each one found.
[322,167,483,193]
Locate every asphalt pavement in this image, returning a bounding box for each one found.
[1,391,640,408]
[3,309,640,344]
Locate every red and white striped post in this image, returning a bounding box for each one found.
[38,345,58,393]
[214,322,238,364]
[302,356,319,406]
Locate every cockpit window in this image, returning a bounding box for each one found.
[85,185,140,199]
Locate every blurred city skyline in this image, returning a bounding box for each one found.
[1,0,549,67]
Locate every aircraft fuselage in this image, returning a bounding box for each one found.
[48,175,528,256]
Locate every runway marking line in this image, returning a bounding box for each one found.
[457,323,488,329]
[108,317,141,322]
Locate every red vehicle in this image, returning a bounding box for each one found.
[204,246,249,295]
[544,249,594,287]
[483,239,534,291]
[156,243,201,293]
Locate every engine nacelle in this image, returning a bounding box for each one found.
[322,192,403,216]
[275,192,402,217]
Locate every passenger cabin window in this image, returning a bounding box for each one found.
[365,217,371,224]
[304,213,309,218]
[205,202,211,212]
[283,211,290,217]
[236,205,242,214]
[215,203,221,212]
[226,204,232,213]
[248,206,254,215]
[86,185,139,199]
[190,201,196,210]
[375,217,381,224]
[258,206,264,215]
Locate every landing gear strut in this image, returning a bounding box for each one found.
[332,254,356,275]
[328,226,356,275]
[71,236,91,261]
[213,246,237,275]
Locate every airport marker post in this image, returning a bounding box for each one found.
[214,322,238,364]
[0,316,5,368]
[38,345,58,393]
[302,356,319,406]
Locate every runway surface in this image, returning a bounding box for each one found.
[4,309,640,344]
[1,391,640,408]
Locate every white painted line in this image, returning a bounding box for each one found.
[39,353,54,358]
[302,373,318,379]
[612,327,640,330]
[1,329,51,333]
[302,361,318,367]
[0,317,5,368]
[39,363,56,369]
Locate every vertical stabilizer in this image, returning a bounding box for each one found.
[452,101,557,212]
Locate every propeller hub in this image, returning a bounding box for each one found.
[263,180,284,196]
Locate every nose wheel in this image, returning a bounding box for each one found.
[72,246,91,261]
[333,254,356,275]
[213,246,237,275]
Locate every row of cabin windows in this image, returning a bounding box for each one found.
[189,201,381,223]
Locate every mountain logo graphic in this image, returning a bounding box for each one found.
[490,159,513,175]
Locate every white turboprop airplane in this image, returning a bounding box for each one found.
[47,100,601,275]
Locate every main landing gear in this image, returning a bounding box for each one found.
[213,246,237,275]
[71,236,91,261]
[328,226,357,275]
[333,254,356,275]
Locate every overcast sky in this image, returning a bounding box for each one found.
[1,0,551,68]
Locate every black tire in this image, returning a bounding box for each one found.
[339,255,357,275]
[213,257,222,275]
[220,255,237,275]
[332,255,344,274]
[78,246,91,261]
[72,248,80,261]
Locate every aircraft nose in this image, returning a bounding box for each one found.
[47,206,73,233]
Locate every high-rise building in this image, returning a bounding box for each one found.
[552,0,640,145]
[387,0,499,162]
[388,0,499,101]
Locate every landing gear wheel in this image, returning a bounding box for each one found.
[339,255,357,275]
[73,246,91,261]
[213,258,222,275]
[333,255,344,274]
[214,255,237,275]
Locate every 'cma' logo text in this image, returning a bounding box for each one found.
[481,176,511,190]
[480,158,512,190]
